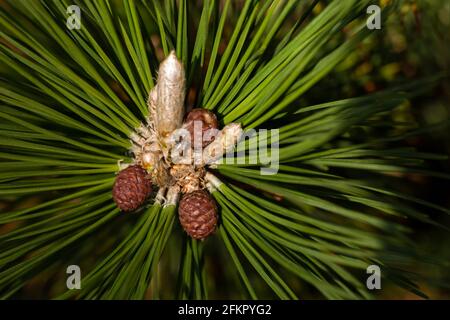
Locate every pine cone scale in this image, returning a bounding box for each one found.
[179,190,218,240]
[184,108,219,148]
[113,165,152,212]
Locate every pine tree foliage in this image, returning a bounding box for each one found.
[0,0,448,299]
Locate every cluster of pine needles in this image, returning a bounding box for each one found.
[0,0,449,299]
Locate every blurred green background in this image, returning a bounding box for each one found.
[308,0,450,299]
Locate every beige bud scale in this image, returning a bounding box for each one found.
[202,123,243,165]
[114,50,242,240]
[156,51,186,138]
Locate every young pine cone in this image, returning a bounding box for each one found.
[178,190,218,240]
[184,108,219,148]
[112,165,152,212]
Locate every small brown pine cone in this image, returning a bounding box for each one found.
[112,165,152,212]
[178,190,218,240]
[184,108,219,148]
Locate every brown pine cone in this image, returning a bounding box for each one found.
[112,165,152,212]
[178,190,218,240]
[184,108,219,148]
